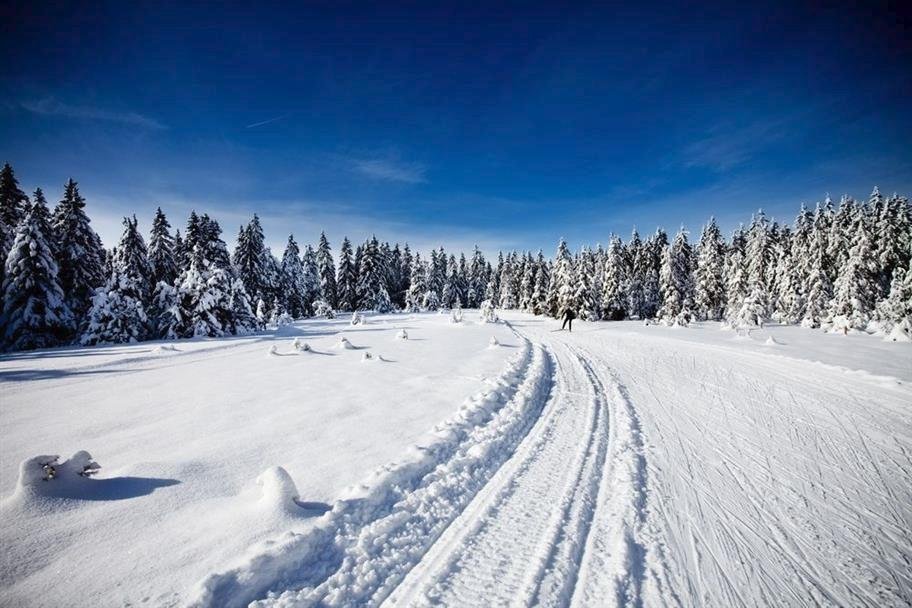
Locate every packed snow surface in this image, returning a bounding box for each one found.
[1,312,910,607]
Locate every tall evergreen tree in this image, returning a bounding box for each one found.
[1,194,74,350]
[0,163,29,238]
[405,252,426,312]
[827,213,877,331]
[301,243,321,315]
[336,237,357,312]
[281,235,307,318]
[232,214,266,303]
[148,208,178,287]
[81,217,151,345]
[601,237,627,320]
[356,236,392,311]
[657,228,694,325]
[693,218,726,321]
[53,179,106,320]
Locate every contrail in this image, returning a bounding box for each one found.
[245,113,290,129]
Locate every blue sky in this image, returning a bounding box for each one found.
[1,1,910,254]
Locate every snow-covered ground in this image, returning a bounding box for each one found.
[1,312,910,607]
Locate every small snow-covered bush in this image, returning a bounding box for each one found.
[314,300,335,319]
[350,312,364,326]
[292,338,311,352]
[479,299,498,323]
[275,312,294,327]
[451,304,464,324]
[14,451,100,499]
[268,344,278,355]
[337,336,354,349]
[396,329,408,340]
[489,336,499,347]
[362,351,373,361]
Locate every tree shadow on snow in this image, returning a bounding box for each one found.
[0,368,131,383]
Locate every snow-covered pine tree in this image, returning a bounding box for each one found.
[442,257,460,308]
[281,235,307,318]
[53,179,106,320]
[574,247,599,321]
[173,229,187,272]
[336,237,357,312]
[498,254,516,309]
[232,215,266,304]
[0,163,29,235]
[693,218,726,321]
[468,246,485,307]
[548,238,573,317]
[0,163,30,286]
[826,212,877,332]
[356,236,392,312]
[398,244,413,308]
[657,228,694,326]
[625,230,646,319]
[457,252,470,308]
[1,191,74,350]
[81,217,151,345]
[601,236,627,320]
[519,255,536,312]
[301,244,321,316]
[260,247,283,315]
[875,192,912,299]
[642,228,668,319]
[405,252,426,312]
[874,245,911,341]
[744,210,773,321]
[801,212,833,328]
[531,252,549,315]
[148,207,178,287]
[827,195,855,283]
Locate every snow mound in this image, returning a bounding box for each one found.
[489,336,500,347]
[292,338,311,352]
[267,345,278,356]
[12,451,100,501]
[350,312,364,326]
[255,466,301,516]
[765,336,782,346]
[362,351,374,362]
[152,344,179,354]
[396,329,408,340]
[885,322,911,342]
[337,337,354,349]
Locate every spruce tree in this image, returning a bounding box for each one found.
[80,217,150,345]
[53,179,106,320]
[148,207,178,287]
[232,215,266,303]
[405,253,427,312]
[0,163,29,239]
[281,235,307,318]
[801,220,832,329]
[356,236,392,312]
[301,243,321,315]
[1,193,74,350]
[657,228,694,325]
[693,218,725,321]
[745,210,772,321]
[336,237,357,312]
[601,237,627,320]
[827,214,876,332]
[574,247,598,320]
[548,239,574,317]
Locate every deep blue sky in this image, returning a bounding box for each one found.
[2,1,910,254]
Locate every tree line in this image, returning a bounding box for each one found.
[0,162,909,351]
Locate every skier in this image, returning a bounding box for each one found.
[561,306,576,332]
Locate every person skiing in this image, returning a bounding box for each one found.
[561,306,576,332]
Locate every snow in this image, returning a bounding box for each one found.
[0,312,516,607]
[1,311,910,607]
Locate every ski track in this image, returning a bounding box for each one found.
[187,316,912,608]
[190,325,555,608]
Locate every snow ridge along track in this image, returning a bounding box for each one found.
[190,328,554,608]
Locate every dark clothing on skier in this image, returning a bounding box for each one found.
[561,308,576,331]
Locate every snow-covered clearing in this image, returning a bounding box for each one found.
[1,312,910,607]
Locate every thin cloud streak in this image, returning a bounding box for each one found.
[245,113,291,129]
[21,98,166,130]
[352,158,427,184]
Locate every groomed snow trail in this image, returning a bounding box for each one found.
[192,315,912,607]
[192,329,555,608]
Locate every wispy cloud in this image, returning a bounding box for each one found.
[245,113,291,129]
[351,157,427,184]
[680,119,786,172]
[21,98,166,130]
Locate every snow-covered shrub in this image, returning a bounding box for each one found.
[350,311,364,326]
[396,329,408,340]
[450,304,464,324]
[489,336,499,347]
[313,299,335,319]
[275,312,294,327]
[337,336,353,349]
[14,451,100,500]
[255,466,301,515]
[292,337,311,352]
[80,278,149,346]
[479,299,498,323]
[268,344,278,355]
[362,351,373,361]
[422,290,440,311]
